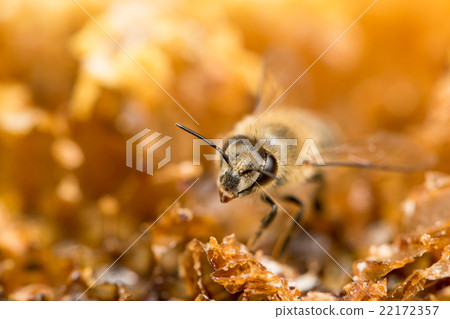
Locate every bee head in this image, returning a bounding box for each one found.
[218,136,278,203]
[176,124,279,203]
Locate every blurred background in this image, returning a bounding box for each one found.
[1,0,450,300]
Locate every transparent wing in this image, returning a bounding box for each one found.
[253,64,284,114]
[312,132,437,172]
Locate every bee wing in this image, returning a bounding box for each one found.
[253,64,284,114]
[315,132,437,172]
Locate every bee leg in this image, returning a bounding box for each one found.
[272,195,304,258]
[247,195,277,253]
[309,173,324,215]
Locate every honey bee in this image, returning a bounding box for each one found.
[176,108,435,256]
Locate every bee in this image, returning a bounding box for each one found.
[176,108,435,256]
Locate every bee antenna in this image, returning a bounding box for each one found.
[176,123,232,166]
